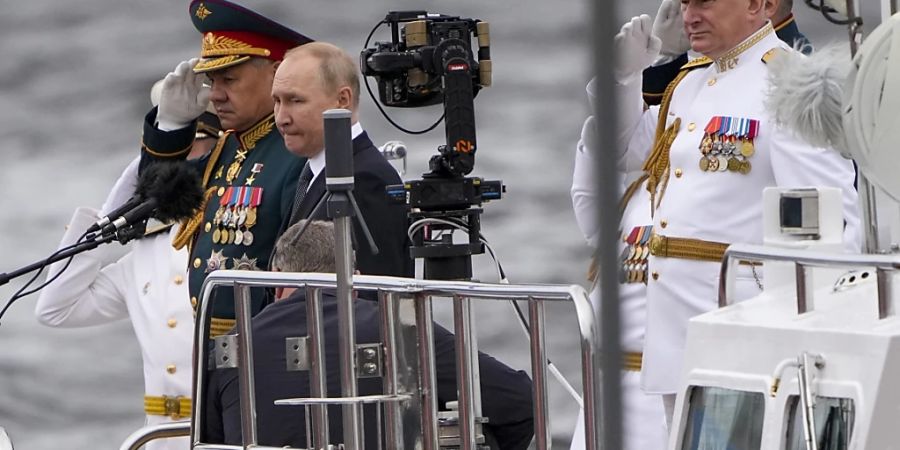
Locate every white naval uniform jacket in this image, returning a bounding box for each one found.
[618,24,861,394]
[571,120,666,450]
[35,158,192,450]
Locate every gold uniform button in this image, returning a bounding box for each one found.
[675,168,683,178]
[166,364,177,374]
[193,258,202,269]
[167,318,178,328]
[660,220,668,229]
[191,297,198,308]
[217,186,225,197]
[205,222,212,232]
[687,122,696,132]
[652,271,660,281]
[707,78,717,86]
[174,275,184,285]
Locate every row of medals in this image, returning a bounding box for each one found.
[620,240,649,284]
[698,134,755,174]
[212,203,258,246]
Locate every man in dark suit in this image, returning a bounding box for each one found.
[272,42,413,278]
[204,220,535,449]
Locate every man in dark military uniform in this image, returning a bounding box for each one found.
[642,0,810,106]
[140,0,312,336]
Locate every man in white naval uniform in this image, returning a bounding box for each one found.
[34,84,220,450]
[611,2,861,424]
[569,109,666,449]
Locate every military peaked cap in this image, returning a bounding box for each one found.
[189,0,313,73]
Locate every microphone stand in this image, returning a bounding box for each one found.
[0,223,145,323]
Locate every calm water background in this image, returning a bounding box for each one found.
[0,1,882,448]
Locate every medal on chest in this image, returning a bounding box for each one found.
[698,116,759,174]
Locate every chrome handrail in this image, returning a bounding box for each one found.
[191,270,600,450]
[718,243,900,317]
[118,421,191,450]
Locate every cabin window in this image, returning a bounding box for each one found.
[680,386,765,450]
[784,396,854,450]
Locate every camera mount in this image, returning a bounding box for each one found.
[362,11,504,281]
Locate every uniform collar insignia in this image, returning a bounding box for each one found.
[237,113,275,150]
[713,21,774,73]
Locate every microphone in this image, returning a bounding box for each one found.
[86,196,145,234]
[324,109,354,192]
[98,162,204,236]
[378,140,407,160]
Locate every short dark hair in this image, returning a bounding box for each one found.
[776,0,793,22]
[272,220,336,273]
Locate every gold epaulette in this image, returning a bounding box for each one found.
[761,47,788,65]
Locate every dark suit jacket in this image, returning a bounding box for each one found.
[204,290,534,449]
[282,131,413,278]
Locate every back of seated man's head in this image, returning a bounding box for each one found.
[272,220,336,274]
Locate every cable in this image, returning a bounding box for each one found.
[361,19,446,135]
[407,218,584,406]
[0,231,91,324]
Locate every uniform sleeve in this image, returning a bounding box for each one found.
[34,208,131,327]
[99,156,140,217]
[585,78,658,176]
[139,107,198,172]
[769,126,862,252]
[642,53,689,106]
[571,118,600,248]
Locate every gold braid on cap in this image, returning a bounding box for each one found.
[172,131,233,252]
[202,33,272,58]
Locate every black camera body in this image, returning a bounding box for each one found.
[363,11,503,280]
[360,11,489,108]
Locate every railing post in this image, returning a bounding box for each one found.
[305,286,329,449]
[453,294,477,449]
[415,293,440,450]
[334,216,362,449]
[528,296,551,449]
[235,282,258,447]
[877,267,895,319]
[379,290,402,449]
[795,263,813,314]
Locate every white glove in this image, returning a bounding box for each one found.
[614,15,662,85]
[652,0,691,58]
[579,115,598,157]
[156,58,211,131]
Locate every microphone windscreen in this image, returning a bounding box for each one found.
[139,162,204,223]
[765,44,851,150]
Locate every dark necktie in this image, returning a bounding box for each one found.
[289,162,314,226]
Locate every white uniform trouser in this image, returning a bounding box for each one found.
[569,370,667,450]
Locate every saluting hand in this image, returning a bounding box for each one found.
[614,14,662,85]
[652,0,692,59]
[157,58,211,131]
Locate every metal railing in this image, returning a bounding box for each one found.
[718,243,900,317]
[186,270,601,450]
[118,421,191,450]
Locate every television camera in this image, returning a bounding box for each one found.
[361,11,505,280]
